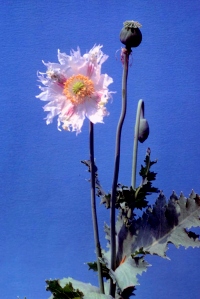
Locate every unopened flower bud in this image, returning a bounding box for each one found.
[120,20,142,48]
[138,118,149,143]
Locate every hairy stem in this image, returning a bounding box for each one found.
[89,121,104,294]
[110,48,130,297]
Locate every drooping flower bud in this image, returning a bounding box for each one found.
[120,20,142,48]
[138,118,149,143]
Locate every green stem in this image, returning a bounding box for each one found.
[131,99,144,189]
[109,48,130,297]
[89,121,104,294]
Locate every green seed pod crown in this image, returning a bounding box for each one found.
[120,20,142,48]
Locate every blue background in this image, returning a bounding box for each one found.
[1,1,200,298]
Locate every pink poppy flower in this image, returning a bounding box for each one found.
[36,45,113,134]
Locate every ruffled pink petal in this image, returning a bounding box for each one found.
[84,97,108,124]
[59,106,86,134]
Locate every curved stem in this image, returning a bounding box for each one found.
[89,121,104,294]
[131,99,144,189]
[109,48,130,297]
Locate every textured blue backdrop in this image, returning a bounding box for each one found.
[0,1,200,298]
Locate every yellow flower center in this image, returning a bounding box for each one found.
[63,74,95,105]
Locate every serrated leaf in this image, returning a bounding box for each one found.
[46,279,84,299]
[121,287,136,299]
[87,262,98,272]
[102,190,200,295]
[115,184,150,212]
[109,256,150,293]
[102,228,149,294]
[87,261,110,279]
[81,160,106,198]
[47,278,115,299]
[114,190,200,260]
[101,149,158,211]
[101,194,111,209]
[114,149,159,215]
[136,148,159,202]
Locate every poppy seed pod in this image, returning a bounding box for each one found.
[138,118,149,143]
[120,20,142,48]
